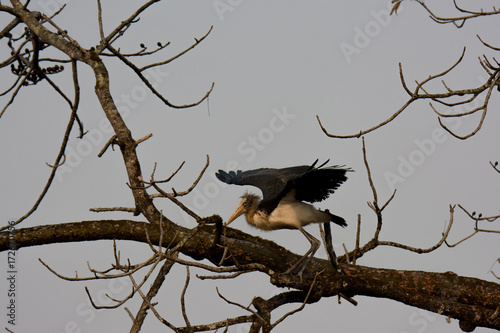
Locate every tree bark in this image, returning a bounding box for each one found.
[1,220,498,331]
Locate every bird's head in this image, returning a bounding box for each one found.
[225,192,260,226]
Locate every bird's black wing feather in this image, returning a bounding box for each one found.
[216,160,351,212]
[216,166,311,198]
[215,165,312,213]
[292,165,352,203]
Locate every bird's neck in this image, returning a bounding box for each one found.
[245,205,259,225]
[245,207,274,230]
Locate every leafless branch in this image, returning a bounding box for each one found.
[270,271,319,329]
[170,154,210,197]
[477,35,500,52]
[437,71,498,140]
[128,264,178,332]
[38,253,158,281]
[178,316,254,333]
[339,139,457,262]
[41,13,84,50]
[148,155,210,223]
[378,205,456,253]
[98,0,161,52]
[150,155,210,199]
[100,41,171,57]
[445,205,500,247]
[135,133,153,146]
[84,285,135,310]
[414,0,500,28]
[0,60,80,232]
[0,60,36,119]
[489,161,500,173]
[362,137,384,239]
[150,160,185,185]
[96,0,105,41]
[98,135,117,157]
[0,15,20,39]
[140,26,213,71]
[106,42,214,109]
[317,46,500,140]
[180,266,192,330]
[216,287,263,321]
[89,207,136,213]
[129,217,180,332]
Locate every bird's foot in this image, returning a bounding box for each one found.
[283,264,307,282]
[280,271,304,283]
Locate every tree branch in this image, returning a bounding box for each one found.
[0,220,498,330]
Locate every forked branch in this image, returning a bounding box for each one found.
[318,44,500,140]
[341,138,456,262]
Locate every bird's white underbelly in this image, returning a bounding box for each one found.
[253,201,330,231]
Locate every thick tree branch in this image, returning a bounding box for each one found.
[0,220,498,331]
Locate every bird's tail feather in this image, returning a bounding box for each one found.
[325,209,347,227]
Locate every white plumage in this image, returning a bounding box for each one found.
[216,160,351,278]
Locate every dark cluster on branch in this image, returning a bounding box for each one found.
[4,26,65,86]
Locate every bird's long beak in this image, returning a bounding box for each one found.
[225,202,246,226]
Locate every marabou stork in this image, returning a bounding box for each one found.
[215,160,351,277]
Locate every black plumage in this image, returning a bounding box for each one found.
[216,159,352,278]
[216,159,351,215]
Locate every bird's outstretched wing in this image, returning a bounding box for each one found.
[216,164,314,214]
[216,160,352,212]
[292,165,351,203]
[215,166,309,200]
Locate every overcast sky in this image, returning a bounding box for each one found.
[1,0,499,332]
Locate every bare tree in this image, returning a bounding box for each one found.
[391,0,500,27]
[0,1,499,332]
[320,0,500,141]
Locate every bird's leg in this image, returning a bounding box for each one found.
[284,227,321,280]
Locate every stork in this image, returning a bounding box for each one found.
[215,160,351,278]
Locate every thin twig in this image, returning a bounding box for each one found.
[271,271,320,329]
[89,207,136,213]
[216,287,263,321]
[180,266,192,329]
[1,60,80,232]
[378,205,456,253]
[106,43,214,109]
[38,254,158,281]
[316,47,498,139]
[140,26,213,71]
[98,135,117,157]
[96,0,105,41]
[128,266,178,331]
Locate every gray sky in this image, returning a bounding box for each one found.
[1,0,499,332]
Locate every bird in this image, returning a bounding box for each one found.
[215,159,351,278]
